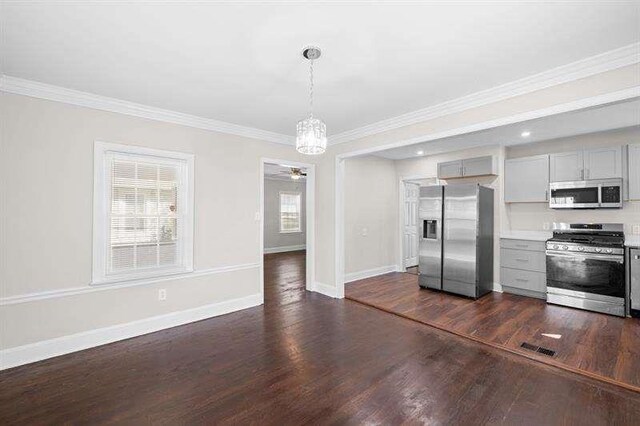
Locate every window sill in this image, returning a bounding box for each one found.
[91,267,194,288]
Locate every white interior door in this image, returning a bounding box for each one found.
[403,182,420,268]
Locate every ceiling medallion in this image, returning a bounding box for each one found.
[296,46,327,155]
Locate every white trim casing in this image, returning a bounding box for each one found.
[311,281,339,298]
[92,141,195,286]
[263,245,306,254]
[344,265,398,283]
[2,43,637,149]
[0,293,262,371]
[329,43,640,145]
[0,263,260,306]
[0,75,294,145]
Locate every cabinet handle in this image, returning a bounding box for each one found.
[516,244,528,248]
[516,278,529,283]
[515,258,528,262]
[580,169,584,180]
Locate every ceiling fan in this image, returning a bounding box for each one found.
[276,167,307,180]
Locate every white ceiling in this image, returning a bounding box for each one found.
[2,2,639,137]
[373,98,640,160]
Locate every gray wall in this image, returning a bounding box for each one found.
[264,178,306,251]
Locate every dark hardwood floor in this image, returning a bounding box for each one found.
[2,252,640,424]
[346,271,640,392]
[264,250,307,306]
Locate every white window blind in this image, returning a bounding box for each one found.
[93,142,193,285]
[280,191,302,233]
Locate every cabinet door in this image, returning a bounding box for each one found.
[462,156,496,177]
[583,146,623,179]
[629,144,640,200]
[550,151,583,182]
[437,160,463,179]
[504,155,549,202]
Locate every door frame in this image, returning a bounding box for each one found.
[397,175,437,272]
[260,157,316,303]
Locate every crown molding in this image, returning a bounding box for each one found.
[328,42,640,145]
[0,75,295,145]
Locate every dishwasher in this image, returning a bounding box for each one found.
[631,248,640,318]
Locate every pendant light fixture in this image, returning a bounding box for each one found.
[296,46,327,155]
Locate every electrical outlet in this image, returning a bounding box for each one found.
[361,227,368,237]
[543,222,550,231]
[158,289,167,301]
[633,225,640,235]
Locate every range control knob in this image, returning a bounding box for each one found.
[578,246,585,251]
[595,248,602,253]
[552,244,559,250]
[562,245,568,250]
[606,249,613,254]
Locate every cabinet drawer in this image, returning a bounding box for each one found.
[501,267,546,293]
[500,239,545,252]
[500,248,546,272]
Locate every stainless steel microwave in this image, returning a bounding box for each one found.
[549,178,622,209]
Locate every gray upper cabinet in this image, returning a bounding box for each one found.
[437,160,464,179]
[437,156,496,179]
[550,146,623,182]
[550,151,584,182]
[629,143,640,200]
[583,146,623,179]
[504,155,549,203]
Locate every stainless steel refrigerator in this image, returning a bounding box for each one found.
[418,184,494,299]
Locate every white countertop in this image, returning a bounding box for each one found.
[500,230,553,242]
[626,236,640,248]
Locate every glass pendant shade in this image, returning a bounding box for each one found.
[296,115,327,155]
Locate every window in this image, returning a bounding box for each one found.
[93,142,194,285]
[279,191,302,233]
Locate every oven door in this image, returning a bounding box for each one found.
[549,184,599,209]
[545,250,624,298]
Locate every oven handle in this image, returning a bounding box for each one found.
[545,250,624,263]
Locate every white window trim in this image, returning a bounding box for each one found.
[92,141,194,286]
[279,191,302,234]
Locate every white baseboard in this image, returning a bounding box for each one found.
[0,293,262,371]
[345,265,398,283]
[311,281,339,298]
[493,282,503,292]
[263,244,306,254]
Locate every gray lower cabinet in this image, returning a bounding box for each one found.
[500,238,547,299]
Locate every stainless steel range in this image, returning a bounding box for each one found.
[546,223,625,317]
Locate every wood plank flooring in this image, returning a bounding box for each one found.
[346,271,640,392]
[1,252,640,424]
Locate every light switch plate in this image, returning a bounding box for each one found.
[254,212,261,221]
[633,225,640,235]
[362,228,368,236]
[543,222,550,231]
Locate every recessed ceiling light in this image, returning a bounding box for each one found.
[521,131,531,138]
[416,150,424,155]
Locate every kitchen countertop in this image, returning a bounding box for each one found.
[626,236,640,248]
[500,230,553,242]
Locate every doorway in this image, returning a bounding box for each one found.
[260,158,315,305]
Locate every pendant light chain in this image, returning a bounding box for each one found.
[309,59,314,119]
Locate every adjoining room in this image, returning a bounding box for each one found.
[343,99,640,391]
